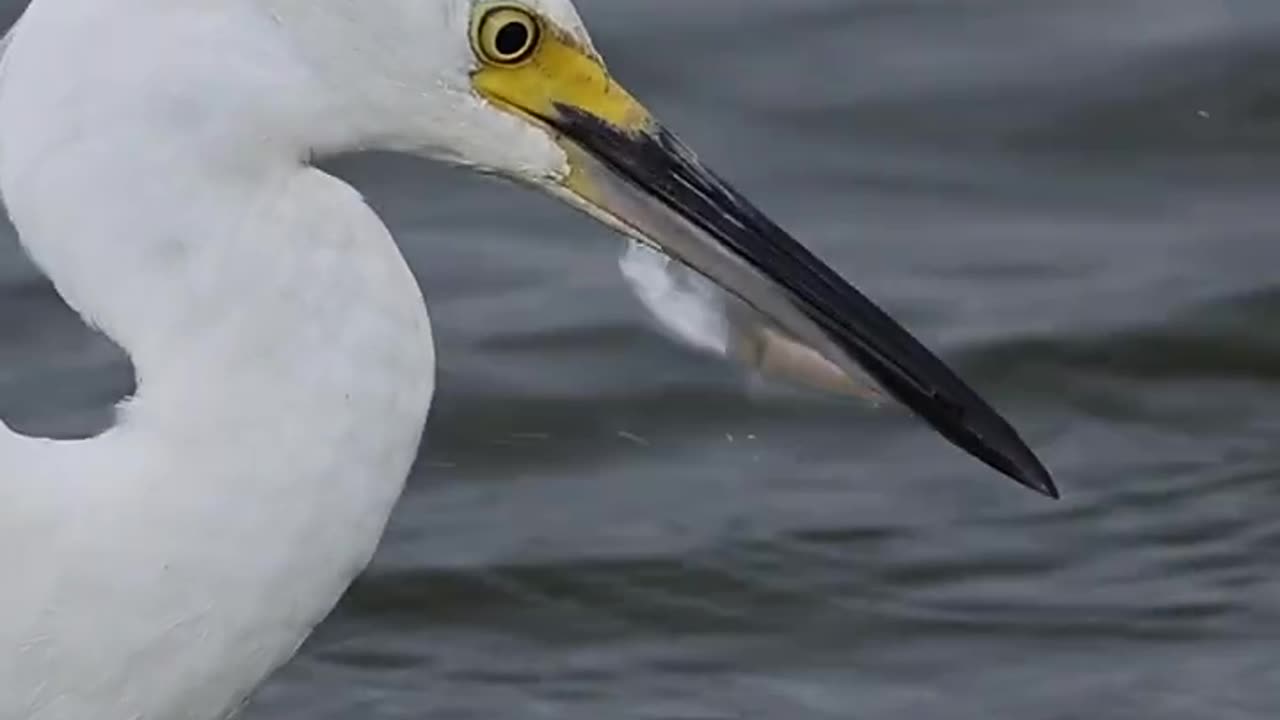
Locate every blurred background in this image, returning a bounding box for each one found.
[3,0,1280,717]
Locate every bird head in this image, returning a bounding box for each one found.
[267,0,1056,497]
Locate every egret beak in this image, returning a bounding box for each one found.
[472,33,1057,498]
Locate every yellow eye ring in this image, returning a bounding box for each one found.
[473,5,542,66]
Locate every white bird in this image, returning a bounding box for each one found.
[0,1,1055,718]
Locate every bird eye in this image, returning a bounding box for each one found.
[474,6,541,66]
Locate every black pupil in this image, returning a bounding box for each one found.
[494,21,530,58]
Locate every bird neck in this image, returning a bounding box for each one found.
[0,10,437,714]
[0,140,438,720]
[0,7,440,712]
[0,1,436,446]
[4,143,435,451]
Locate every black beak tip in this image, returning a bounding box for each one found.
[1010,459,1060,499]
[991,442,1059,499]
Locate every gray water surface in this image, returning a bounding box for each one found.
[2,1,1279,718]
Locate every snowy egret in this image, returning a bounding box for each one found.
[0,1,1054,717]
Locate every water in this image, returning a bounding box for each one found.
[2,1,1279,717]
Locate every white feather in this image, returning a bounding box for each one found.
[619,241,887,402]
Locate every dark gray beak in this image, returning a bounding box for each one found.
[546,106,1057,498]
